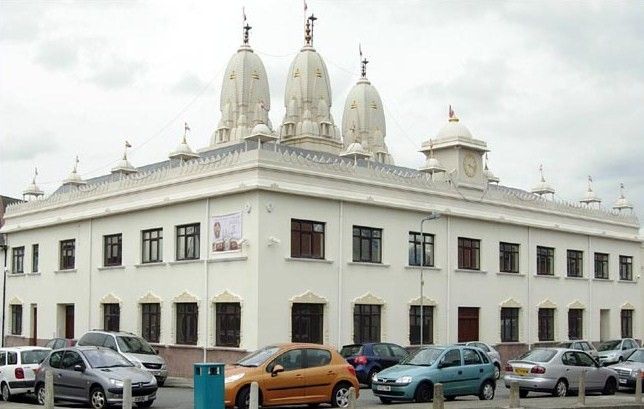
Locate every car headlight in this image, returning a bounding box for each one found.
[225,373,245,384]
[372,373,379,383]
[395,376,412,384]
[109,378,124,387]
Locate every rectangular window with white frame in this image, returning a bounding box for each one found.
[594,252,609,279]
[499,242,519,273]
[538,308,555,341]
[60,239,75,270]
[291,220,325,259]
[567,250,583,277]
[352,226,382,263]
[141,303,160,343]
[500,307,519,342]
[408,232,434,267]
[142,228,163,263]
[458,237,480,270]
[176,302,198,345]
[536,246,554,275]
[216,302,241,347]
[619,255,633,281]
[176,223,200,261]
[104,234,122,266]
[11,305,22,335]
[12,246,24,274]
[32,244,39,273]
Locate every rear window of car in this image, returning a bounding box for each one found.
[306,349,331,367]
[21,350,49,364]
[7,352,17,365]
[517,349,556,363]
[340,345,363,357]
[78,333,107,347]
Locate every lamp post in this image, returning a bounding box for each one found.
[419,213,440,347]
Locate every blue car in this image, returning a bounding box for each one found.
[340,343,408,386]
[371,345,496,403]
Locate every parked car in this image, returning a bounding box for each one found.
[340,342,408,385]
[556,340,599,360]
[77,331,167,386]
[455,342,502,379]
[0,346,51,401]
[503,348,618,398]
[224,343,359,409]
[44,338,77,350]
[597,338,639,366]
[35,346,157,409]
[371,345,496,403]
[609,348,644,389]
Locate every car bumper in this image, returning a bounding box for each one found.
[106,388,157,404]
[144,368,168,381]
[354,365,371,384]
[8,380,35,395]
[371,382,415,400]
[504,374,556,393]
[599,357,619,366]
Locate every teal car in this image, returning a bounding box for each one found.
[371,346,496,403]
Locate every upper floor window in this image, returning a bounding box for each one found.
[458,237,480,270]
[60,239,76,270]
[176,223,200,261]
[567,250,583,277]
[594,253,609,279]
[352,226,382,263]
[499,242,519,273]
[142,228,163,264]
[536,246,554,275]
[619,255,633,281]
[291,220,325,259]
[12,246,24,274]
[104,234,122,266]
[32,244,39,273]
[408,232,434,267]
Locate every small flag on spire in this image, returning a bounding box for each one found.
[243,6,247,22]
[304,0,308,12]
[35,166,38,176]
[125,140,132,148]
[184,122,191,132]
[449,105,455,118]
[359,43,362,59]
[75,155,80,164]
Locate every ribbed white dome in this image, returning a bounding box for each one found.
[436,117,473,139]
[251,123,272,135]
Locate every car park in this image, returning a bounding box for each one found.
[455,342,502,379]
[77,331,167,386]
[0,346,51,401]
[44,338,77,350]
[371,345,496,403]
[224,343,359,409]
[340,342,408,386]
[35,346,157,409]
[597,338,639,366]
[609,348,644,389]
[504,348,618,398]
[556,340,599,360]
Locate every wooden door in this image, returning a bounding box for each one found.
[458,307,479,342]
[65,305,75,339]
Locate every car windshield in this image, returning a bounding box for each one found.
[626,350,644,363]
[236,346,280,367]
[340,345,363,358]
[116,336,156,355]
[21,350,49,364]
[401,347,444,366]
[598,341,621,351]
[83,349,134,368]
[517,349,556,363]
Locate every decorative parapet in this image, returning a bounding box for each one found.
[500,297,522,308]
[290,290,327,304]
[212,289,242,304]
[409,296,437,306]
[100,293,122,304]
[138,292,163,304]
[353,292,385,305]
[537,298,557,309]
[568,300,585,309]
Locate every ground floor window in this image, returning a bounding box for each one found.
[500,307,519,342]
[103,303,120,332]
[216,303,241,347]
[621,309,633,338]
[176,303,198,345]
[141,303,160,343]
[568,309,583,340]
[538,308,555,341]
[11,305,22,335]
[291,303,323,344]
[65,305,75,339]
[409,305,433,345]
[353,304,381,343]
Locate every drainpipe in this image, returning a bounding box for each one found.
[337,201,344,347]
[1,234,7,347]
[446,215,451,343]
[88,219,93,332]
[527,226,531,348]
[204,197,211,363]
[588,235,592,341]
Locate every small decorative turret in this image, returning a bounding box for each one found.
[613,183,634,213]
[580,175,601,207]
[340,127,371,165]
[482,153,500,184]
[62,156,87,187]
[531,164,555,198]
[111,140,137,175]
[170,122,199,161]
[22,166,44,201]
[418,140,446,179]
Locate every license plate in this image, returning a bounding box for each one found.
[515,368,529,376]
[376,385,391,392]
[619,379,627,384]
[133,396,149,403]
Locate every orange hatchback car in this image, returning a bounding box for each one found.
[224,343,360,409]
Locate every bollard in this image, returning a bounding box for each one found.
[249,381,259,409]
[348,387,356,409]
[432,383,444,409]
[508,381,520,408]
[636,370,642,404]
[123,378,132,409]
[576,370,586,406]
[45,370,55,409]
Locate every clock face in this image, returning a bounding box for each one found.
[463,153,478,177]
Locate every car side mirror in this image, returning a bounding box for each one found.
[154,349,159,355]
[437,361,446,369]
[271,364,284,377]
[74,364,85,372]
[622,346,629,350]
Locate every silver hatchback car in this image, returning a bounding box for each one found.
[35,346,157,409]
[504,348,618,398]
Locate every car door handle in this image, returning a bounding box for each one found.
[479,368,483,373]
[327,371,335,375]
[458,370,462,375]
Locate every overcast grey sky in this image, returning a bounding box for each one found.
[1,1,643,227]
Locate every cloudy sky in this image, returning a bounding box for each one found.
[1,1,643,226]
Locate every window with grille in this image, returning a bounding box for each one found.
[619,256,633,281]
[567,250,583,277]
[409,305,433,345]
[500,308,519,342]
[216,303,241,347]
[141,303,160,343]
[142,228,163,263]
[594,253,609,279]
[176,303,198,345]
[499,242,519,273]
[353,304,381,343]
[538,308,554,341]
[60,239,75,270]
[176,224,200,261]
[408,232,434,267]
[458,237,480,270]
[291,303,323,344]
[12,247,24,274]
[291,220,325,259]
[104,234,122,266]
[352,226,382,263]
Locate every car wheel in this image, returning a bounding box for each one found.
[367,368,379,387]
[331,383,351,408]
[36,383,46,405]
[236,386,251,409]
[414,382,433,403]
[519,390,529,399]
[552,379,568,397]
[602,377,617,395]
[1,382,10,401]
[493,363,501,380]
[478,380,495,401]
[137,401,155,408]
[89,386,108,409]
[379,397,392,405]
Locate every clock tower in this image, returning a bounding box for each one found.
[419,108,488,189]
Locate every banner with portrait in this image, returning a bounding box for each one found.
[210,212,242,254]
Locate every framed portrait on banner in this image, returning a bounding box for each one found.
[210,212,242,254]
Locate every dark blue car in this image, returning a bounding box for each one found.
[341,343,409,385]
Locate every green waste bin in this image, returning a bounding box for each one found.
[194,363,225,409]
